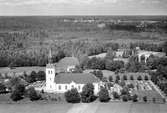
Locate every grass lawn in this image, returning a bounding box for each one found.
[0,102,167,113]
[0,103,72,113]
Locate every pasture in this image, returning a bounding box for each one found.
[0,102,167,113]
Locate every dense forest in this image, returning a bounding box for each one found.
[0,16,166,67]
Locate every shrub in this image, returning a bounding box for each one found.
[99,87,110,102]
[113,91,120,99]
[132,94,138,102]
[81,83,95,103]
[65,88,80,103]
[122,95,128,102]
[26,87,41,101]
[143,96,147,102]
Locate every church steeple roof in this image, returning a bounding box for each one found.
[48,48,53,64]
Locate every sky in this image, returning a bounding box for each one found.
[0,0,167,16]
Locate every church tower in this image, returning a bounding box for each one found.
[45,48,56,92]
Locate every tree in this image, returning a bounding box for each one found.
[99,87,110,102]
[130,75,134,80]
[10,84,25,101]
[102,77,108,82]
[65,88,80,103]
[121,87,129,95]
[116,75,120,81]
[144,75,149,81]
[143,96,147,102]
[122,95,128,102]
[137,76,142,81]
[112,91,120,99]
[147,55,159,69]
[91,70,103,80]
[26,87,41,101]
[26,71,36,83]
[81,83,95,103]
[86,57,105,70]
[162,41,167,55]
[132,94,138,102]
[126,56,145,72]
[152,97,156,103]
[0,83,6,93]
[7,77,25,91]
[127,83,134,89]
[36,71,45,81]
[119,80,126,87]
[105,60,124,71]
[123,75,127,80]
[109,76,113,82]
[73,65,83,73]
[105,49,115,61]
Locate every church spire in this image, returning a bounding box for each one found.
[48,48,53,64]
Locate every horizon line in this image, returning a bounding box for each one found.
[0,14,167,17]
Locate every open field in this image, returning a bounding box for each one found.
[0,102,167,113]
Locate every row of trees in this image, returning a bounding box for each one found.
[65,83,97,103]
[81,57,124,71]
[108,75,149,82]
[64,83,140,103]
[24,71,45,83]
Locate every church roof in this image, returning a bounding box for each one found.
[54,73,100,84]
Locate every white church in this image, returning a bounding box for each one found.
[44,51,100,94]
